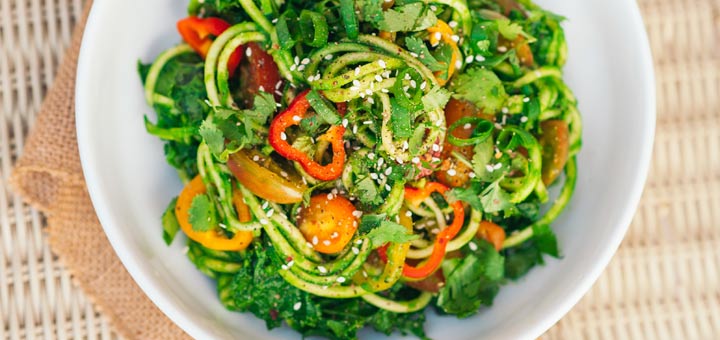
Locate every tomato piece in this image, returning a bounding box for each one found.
[538,120,570,185]
[175,176,253,251]
[237,43,282,107]
[227,149,307,204]
[436,99,493,188]
[476,221,506,251]
[297,194,359,254]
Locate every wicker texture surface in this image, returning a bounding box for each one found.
[1,0,718,339]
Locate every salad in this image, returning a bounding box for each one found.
[139,0,581,338]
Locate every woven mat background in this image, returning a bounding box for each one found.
[1,0,718,339]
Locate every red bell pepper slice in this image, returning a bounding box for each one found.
[268,91,346,181]
[378,182,465,280]
[177,16,241,76]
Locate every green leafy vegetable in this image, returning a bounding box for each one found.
[451,67,508,113]
[365,221,418,248]
[405,36,446,71]
[437,240,505,317]
[376,3,437,32]
[188,194,218,232]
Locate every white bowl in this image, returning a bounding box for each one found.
[75,1,655,339]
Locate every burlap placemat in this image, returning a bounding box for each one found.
[8,2,188,339]
[5,0,719,339]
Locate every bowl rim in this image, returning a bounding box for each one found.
[75,1,656,339]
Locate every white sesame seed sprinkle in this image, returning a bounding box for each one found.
[246,48,252,57]
[469,242,478,251]
[323,240,331,246]
[352,247,360,255]
[312,236,319,245]
[280,132,287,141]
[318,266,327,273]
[260,219,269,225]
[336,277,346,283]
[447,169,457,176]
[293,302,302,310]
[378,60,387,68]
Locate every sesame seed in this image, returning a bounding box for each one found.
[280,132,287,141]
[377,158,384,167]
[253,155,260,161]
[290,64,297,71]
[260,219,269,225]
[317,266,328,274]
[301,58,310,65]
[469,242,478,251]
[352,210,363,218]
[464,123,472,130]
[293,302,302,310]
[520,116,529,123]
[475,55,486,62]
[352,247,360,255]
[449,21,458,28]
[378,60,387,68]
[323,240,331,246]
[523,97,530,103]
[381,88,389,93]
[246,48,253,57]
[355,67,361,75]
[297,65,305,71]
[420,81,427,90]
[494,163,503,170]
[486,164,495,172]
[287,260,294,267]
[466,55,474,64]
[293,115,301,122]
[451,35,460,42]
[498,46,508,52]
[410,80,417,88]
[370,173,379,180]
[469,172,476,178]
[294,56,300,64]
[368,153,375,160]
[271,18,278,24]
[384,168,392,176]
[266,209,274,217]
[356,239,363,244]
[367,97,375,104]
[432,144,440,152]
[396,158,404,164]
[375,75,383,82]
[365,89,373,95]
[325,54,334,60]
[363,120,373,125]
[331,232,339,239]
[402,141,409,150]
[306,242,314,248]
[412,157,420,164]
[342,118,349,127]
[447,169,457,176]
[501,107,509,114]
[327,193,334,200]
[312,236,319,245]
[281,264,288,270]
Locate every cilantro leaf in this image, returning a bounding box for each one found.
[365,221,418,248]
[201,92,276,160]
[497,19,524,40]
[447,185,483,211]
[480,181,514,213]
[421,86,451,111]
[405,36,445,71]
[198,119,225,156]
[451,67,508,113]
[437,240,504,317]
[161,197,180,245]
[377,3,437,32]
[188,194,217,232]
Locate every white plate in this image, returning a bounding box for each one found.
[76,1,655,339]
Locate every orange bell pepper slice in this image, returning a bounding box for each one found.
[175,175,253,251]
[402,182,465,279]
[427,20,462,86]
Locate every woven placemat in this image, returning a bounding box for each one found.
[1,0,718,339]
